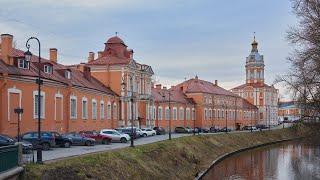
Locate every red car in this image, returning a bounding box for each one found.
[79,131,112,144]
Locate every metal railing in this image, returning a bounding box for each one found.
[0,145,19,173]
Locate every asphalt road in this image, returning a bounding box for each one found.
[23,123,292,163]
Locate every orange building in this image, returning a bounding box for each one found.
[0,34,120,137]
[152,77,258,130]
[231,37,279,126]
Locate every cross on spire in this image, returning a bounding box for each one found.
[115,32,118,36]
[253,32,256,41]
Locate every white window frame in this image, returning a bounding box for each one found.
[173,107,177,120]
[44,64,53,74]
[165,106,170,120]
[70,95,77,119]
[82,97,88,119]
[65,70,71,79]
[192,108,196,121]
[107,101,111,120]
[113,102,117,119]
[158,107,163,120]
[100,101,105,120]
[186,108,190,120]
[204,108,207,120]
[92,99,97,120]
[54,92,63,121]
[18,59,29,69]
[8,87,22,121]
[33,91,45,119]
[179,107,184,120]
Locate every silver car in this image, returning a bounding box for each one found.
[100,129,130,143]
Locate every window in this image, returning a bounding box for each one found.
[158,107,163,120]
[65,70,71,79]
[153,106,156,120]
[179,107,184,120]
[100,101,105,120]
[192,108,196,120]
[113,103,117,119]
[44,65,53,74]
[213,110,216,119]
[165,107,170,120]
[107,102,111,120]
[18,59,29,69]
[204,108,207,120]
[173,107,177,120]
[186,108,191,120]
[209,109,212,120]
[92,99,97,120]
[33,91,45,119]
[82,97,88,119]
[70,96,77,119]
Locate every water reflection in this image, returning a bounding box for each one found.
[202,139,320,180]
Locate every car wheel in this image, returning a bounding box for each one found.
[143,133,147,137]
[120,137,127,143]
[42,143,50,151]
[152,133,155,136]
[102,139,107,145]
[85,141,91,146]
[64,141,71,148]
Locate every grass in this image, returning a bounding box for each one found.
[24,123,319,180]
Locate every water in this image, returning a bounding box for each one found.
[202,138,320,180]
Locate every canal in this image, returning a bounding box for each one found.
[202,138,320,180]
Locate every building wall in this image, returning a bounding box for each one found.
[0,76,119,137]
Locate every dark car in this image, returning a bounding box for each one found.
[49,132,73,148]
[21,131,56,150]
[256,124,268,129]
[64,132,95,146]
[79,131,112,144]
[0,134,33,154]
[221,127,232,132]
[118,128,139,139]
[175,127,188,133]
[209,127,220,133]
[153,127,166,135]
[195,127,209,133]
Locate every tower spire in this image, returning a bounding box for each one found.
[251,32,258,52]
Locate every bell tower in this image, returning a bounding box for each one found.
[245,35,265,85]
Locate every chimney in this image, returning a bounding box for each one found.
[77,63,85,72]
[215,80,218,86]
[1,34,13,65]
[156,84,162,90]
[88,52,94,62]
[83,66,91,80]
[49,48,57,63]
[163,86,167,90]
[97,51,103,59]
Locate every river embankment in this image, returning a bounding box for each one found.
[24,123,319,180]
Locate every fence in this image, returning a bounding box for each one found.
[0,144,19,173]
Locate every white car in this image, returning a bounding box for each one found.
[140,128,157,137]
[100,129,130,143]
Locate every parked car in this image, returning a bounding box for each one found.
[256,124,268,130]
[140,128,157,137]
[209,127,220,133]
[185,127,193,133]
[20,131,56,150]
[242,126,258,131]
[175,127,188,133]
[79,131,112,144]
[153,127,166,135]
[221,127,232,132]
[100,129,131,143]
[121,127,140,139]
[195,127,209,133]
[50,132,73,148]
[0,134,33,154]
[64,132,95,146]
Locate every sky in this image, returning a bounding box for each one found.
[0,0,297,99]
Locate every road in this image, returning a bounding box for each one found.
[23,124,292,163]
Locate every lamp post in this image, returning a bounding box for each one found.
[161,89,172,140]
[129,75,135,147]
[25,37,43,164]
[14,108,23,142]
[193,104,196,136]
[250,108,253,133]
[268,105,271,131]
[224,101,228,133]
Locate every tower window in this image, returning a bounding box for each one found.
[44,65,53,74]
[65,70,71,79]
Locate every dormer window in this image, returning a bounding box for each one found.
[44,65,53,74]
[65,70,71,79]
[18,59,29,69]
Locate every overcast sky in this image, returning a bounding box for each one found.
[0,0,297,99]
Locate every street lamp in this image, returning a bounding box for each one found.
[25,37,43,164]
[14,108,23,142]
[223,101,228,133]
[129,75,135,147]
[161,89,172,140]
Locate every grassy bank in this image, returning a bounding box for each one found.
[24,123,319,180]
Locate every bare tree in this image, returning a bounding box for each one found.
[277,0,320,120]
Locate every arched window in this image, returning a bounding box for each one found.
[179,107,184,120]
